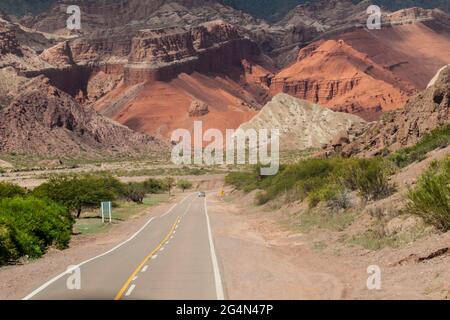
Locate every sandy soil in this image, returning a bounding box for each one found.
[208,189,450,300]
[208,194,345,299]
[0,194,184,300]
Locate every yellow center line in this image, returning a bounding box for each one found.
[114,216,181,300]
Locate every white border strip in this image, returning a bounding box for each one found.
[23,194,192,300]
[204,197,225,300]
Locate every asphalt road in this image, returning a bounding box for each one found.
[24,193,225,300]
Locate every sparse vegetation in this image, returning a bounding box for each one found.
[389,124,450,168]
[298,209,357,232]
[349,224,429,251]
[226,157,395,207]
[407,158,450,231]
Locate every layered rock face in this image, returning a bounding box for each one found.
[332,66,450,157]
[271,40,415,121]
[124,21,258,84]
[0,24,21,56]
[0,76,166,157]
[238,93,365,151]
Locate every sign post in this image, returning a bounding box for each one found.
[101,201,112,223]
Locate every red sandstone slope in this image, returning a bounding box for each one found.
[94,71,262,139]
[271,39,414,120]
[88,21,273,139]
[271,17,450,121]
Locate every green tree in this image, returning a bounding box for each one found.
[33,175,115,218]
[165,177,176,196]
[143,178,167,194]
[177,179,193,193]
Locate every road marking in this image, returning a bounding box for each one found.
[204,197,225,300]
[159,193,191,218]
[125,285,136,297]
[151,255,158,259]
[114,216,181,300]
[141,266,148,273]
[23,194,194,300]
[159,247,165,252]
[132,276,138,281]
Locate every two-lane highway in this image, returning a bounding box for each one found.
[24,193,224,300]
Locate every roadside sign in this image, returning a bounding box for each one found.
[101,201,112,223]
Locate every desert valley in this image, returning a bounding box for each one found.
[0,0,449,302]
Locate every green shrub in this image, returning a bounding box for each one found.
[143,178,168,194]
[177,179,193,192]
[0,182,26,199]
[389,124,450,168]
[33,175,116,218]
[226,157,394,206]
[335,158,395,201]
[307,184,350,210]
[0,196,73,264]
[0,224,18,265]
[123,183,146,204]
[225,171,260,192]
[407,158,450,231]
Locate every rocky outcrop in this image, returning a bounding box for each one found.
[188,100,209,117]
[333,66,450,157]
[124,20,258,85]
[238,93,365,151]
[0,76,166,157]
[271,40,414,121]
[40,41,74,68]
[0,23,21,56]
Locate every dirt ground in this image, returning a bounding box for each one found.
[207,189,450,300]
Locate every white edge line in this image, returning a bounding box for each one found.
[204,197,225,300]
[125,284,136,296]
[23,194,193,300]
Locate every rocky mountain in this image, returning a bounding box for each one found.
[330,65,450,157]
[6,0,449,21]
[221,0,450,21]
[1,0,449,155]
[238,93,365,151]
[0,76,166,157]
[272,8,450,120]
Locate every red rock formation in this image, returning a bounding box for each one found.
[40,41,74,67]
[271,39,415,121]
[332,66,450,157]
[124,21,259,85]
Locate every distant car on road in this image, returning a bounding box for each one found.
[197,191,206,197]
